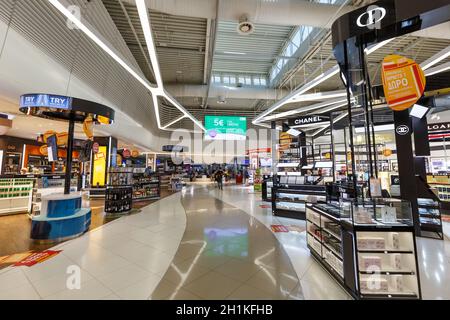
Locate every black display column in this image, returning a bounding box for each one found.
[64,115,75,195]
[393,110,420,233]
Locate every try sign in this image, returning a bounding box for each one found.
[381,54,425,111]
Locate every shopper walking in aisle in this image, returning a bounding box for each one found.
[215,169,224,190]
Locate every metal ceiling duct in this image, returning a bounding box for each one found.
[121,0,353,28]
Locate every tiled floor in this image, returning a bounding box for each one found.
[150,186,301,300]
[0,192,186,300]
[0,184,449,300]
[210,185,450,300]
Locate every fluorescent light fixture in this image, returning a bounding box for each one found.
[292,90,347,102]
[223,51,246,55]
[253,65,340,124]
[254,38,394,125]
[312,112,348,137]
[136,0,163,87]
[424,61,450,77]
[263,97,347,121]
[316,101,350,114]
[162,115,186,129]
[421,45,450,70]
[410,104,429,119]
[355,123,394,133]
[364,38,394,55]
[48,0,205,132]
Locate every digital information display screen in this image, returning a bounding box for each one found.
[205,115,247,141]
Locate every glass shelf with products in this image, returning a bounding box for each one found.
[30,174,78,219]
[273,184,327,220]
[306,198,421,300]
[105,186,133,215]
[0,177,34,216]
[416,198,443,239]
[108,168,134,187]
[132,172,161,201]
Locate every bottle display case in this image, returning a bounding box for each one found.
[0,177,34,216]
[306,198,421,300]
[105,186,132,214]
[108,168,133,186]
[132,171,160,201]
[105,168,133,215]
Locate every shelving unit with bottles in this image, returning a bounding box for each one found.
[306,198,421,300]
[0,177,34,215]
[132,170,160,201]
[106,168,133,215]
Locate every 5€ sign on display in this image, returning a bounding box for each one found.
[381,54,426,111]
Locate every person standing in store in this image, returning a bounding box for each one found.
[215,169,224,190]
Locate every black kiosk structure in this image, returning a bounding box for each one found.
[19,93,114,241]
[304,0,450,300]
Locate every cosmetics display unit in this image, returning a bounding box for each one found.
[272,175,327,220]
[30,174,79,219]
[306,198,421,299]
[0,177,34,216]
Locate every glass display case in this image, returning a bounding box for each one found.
[306,198,421,300]
[273,184,327,220]
[417,198,443,240]
[0,177,34,216]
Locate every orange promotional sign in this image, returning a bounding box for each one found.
[381,54,426,111]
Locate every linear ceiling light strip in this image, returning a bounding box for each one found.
[48,0,204,132]
[253,37,397,125]
[420,45,450,71]
[162,115,187,129]
[135,0,205,131]
[253,65,340,124]
[263,97,349,121]
[312,111,348,137]
[424,61,450,77]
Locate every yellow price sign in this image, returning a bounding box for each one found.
[381,54,425,111]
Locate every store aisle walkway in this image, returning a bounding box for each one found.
[150,185,303,300]
[0,192,187,300]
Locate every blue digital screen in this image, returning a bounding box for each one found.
[20,94,72,110]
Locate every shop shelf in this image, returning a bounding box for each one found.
[322,227,341,241]
[322,241,342,260]
[357,249,414,254]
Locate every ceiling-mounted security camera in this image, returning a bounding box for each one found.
[217,96,227,104]
[237,15,255,35]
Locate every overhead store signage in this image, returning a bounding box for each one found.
[356,6,387,28]
[428,123,450,141]
[205,115,247,141]
[288,115,330,127]
[428,122,450,132]
[381,55,426,111]
[20,94,72,110]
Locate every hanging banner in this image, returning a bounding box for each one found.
[381,54,426,111]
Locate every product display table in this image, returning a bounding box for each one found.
[30,193,91,241]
